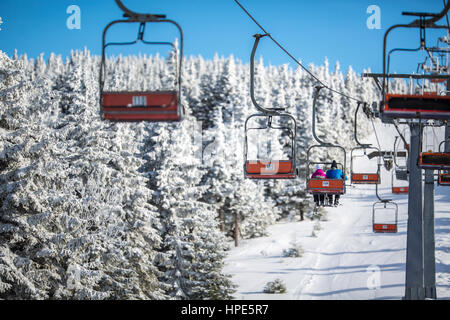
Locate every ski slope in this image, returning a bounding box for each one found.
[224,122,450,300]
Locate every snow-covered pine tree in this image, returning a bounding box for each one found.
[146,117,235,299]
[47,50,164,299]
[0,51,58,298]
[1,50,164,299]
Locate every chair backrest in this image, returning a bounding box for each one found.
[384,93,450,120]
[307,179,345,194]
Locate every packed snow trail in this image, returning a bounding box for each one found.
[224,181,450,300]
[224,123,450,300]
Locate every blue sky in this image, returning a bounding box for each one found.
[0,0,448,74]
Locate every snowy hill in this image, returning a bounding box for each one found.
[224,121,450,300]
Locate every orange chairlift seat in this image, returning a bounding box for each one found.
[392,186,409,194]
[434,141,450,186]
[438,172,450,186]
[306,158,346,195]
[101,91,180,121]
[418,152,450,169]
[307,171,346,195]
[351,173,380,184]
[384,93,450,120]
[418,140,450,170]
[99,1,184,122]
[365,22,450,122]
[245,160,295,179]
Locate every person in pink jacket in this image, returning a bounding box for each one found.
[311,165,326,206]
[311,167,326,179]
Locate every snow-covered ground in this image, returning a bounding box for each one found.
[224,121,450,300]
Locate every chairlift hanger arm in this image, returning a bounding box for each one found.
[354,101,373,148]
[439,139,450,152]
[250,34,285,114]
[311,86,332,146]
[393,120,410,154]
[393,134,411,169]
[376,167,392,203]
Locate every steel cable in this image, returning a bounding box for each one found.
[233,0,364,103]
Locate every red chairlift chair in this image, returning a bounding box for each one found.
[373,201,399,233]
[243,34,297,180]
[99,0,184,122]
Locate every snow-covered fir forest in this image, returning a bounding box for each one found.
[0,44,409,299]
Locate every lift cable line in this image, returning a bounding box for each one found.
[233,0,363,104]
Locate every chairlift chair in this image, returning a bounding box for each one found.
[373,171,399,233]
[438,172,450,186]
[392,170,409,194]
[418,139,450,170]
[383,53,450,120]
[305,86,347,196]
[243,34,297,179]
[350,102,381,184]
[244,114,297,179]
[382,19,450,121]
[350,148,381,184]
[306,156,346,195]
[99,0,184,122]
[373,201,399,233]
[392,137,409,194]
[393,136,409,181]
[384,93,450,120]
[363,17,450,123]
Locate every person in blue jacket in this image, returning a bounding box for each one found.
[325,160,346,206]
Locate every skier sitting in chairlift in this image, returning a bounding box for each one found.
[311,165,326,207]
[326,160,346,206]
